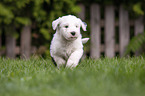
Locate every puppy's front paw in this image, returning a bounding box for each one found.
[66,60,78,68]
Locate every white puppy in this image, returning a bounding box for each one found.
[50,15,89,68]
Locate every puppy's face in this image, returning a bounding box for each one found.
[52,15,87,41]
[59,17,81,40]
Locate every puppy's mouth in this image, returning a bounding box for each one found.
[67,36,77,40]
[70,36,77,39]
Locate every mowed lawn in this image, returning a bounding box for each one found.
[0,57,145,96]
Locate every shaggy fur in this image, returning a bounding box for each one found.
[50,15,89,68]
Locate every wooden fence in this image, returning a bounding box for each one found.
[0,25,33,59]
[0,4,144,59]
[79,4,144,59]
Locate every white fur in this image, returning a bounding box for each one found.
[50,15,89,68]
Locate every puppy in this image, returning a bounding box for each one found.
[50,15,89,68]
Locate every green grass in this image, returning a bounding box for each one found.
[0,57,145,96]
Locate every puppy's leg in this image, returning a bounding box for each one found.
[66,49,83,68]
[53,56,66,68]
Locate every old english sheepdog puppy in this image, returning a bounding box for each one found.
[50,15,89,68]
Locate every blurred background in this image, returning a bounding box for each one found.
[0,0,144,59]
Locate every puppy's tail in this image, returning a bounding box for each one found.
[82,38,89,44]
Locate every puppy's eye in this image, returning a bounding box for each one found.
[65,25,68,28]
[76,25,78,28]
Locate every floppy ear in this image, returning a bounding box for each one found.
[78,18,87,31]
[52,17,61,30]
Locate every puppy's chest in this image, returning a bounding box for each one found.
[59,44,75,58]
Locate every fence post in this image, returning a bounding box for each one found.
[20,25,31,59]
[105,5,115,58]
[78,4,87,59]
[134,16,144,55]
[119,5,130,57]
[90,4,101,59]
[5,28,16,59]
[78,4,85,20]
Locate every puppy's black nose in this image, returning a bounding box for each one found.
[71,32,76,36]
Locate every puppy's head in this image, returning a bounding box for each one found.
[52,15,87,41]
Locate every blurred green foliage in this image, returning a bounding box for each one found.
[133,3,144,15]
[125,32,145,56]
[0,0,79,34]
[78,0,145,17]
